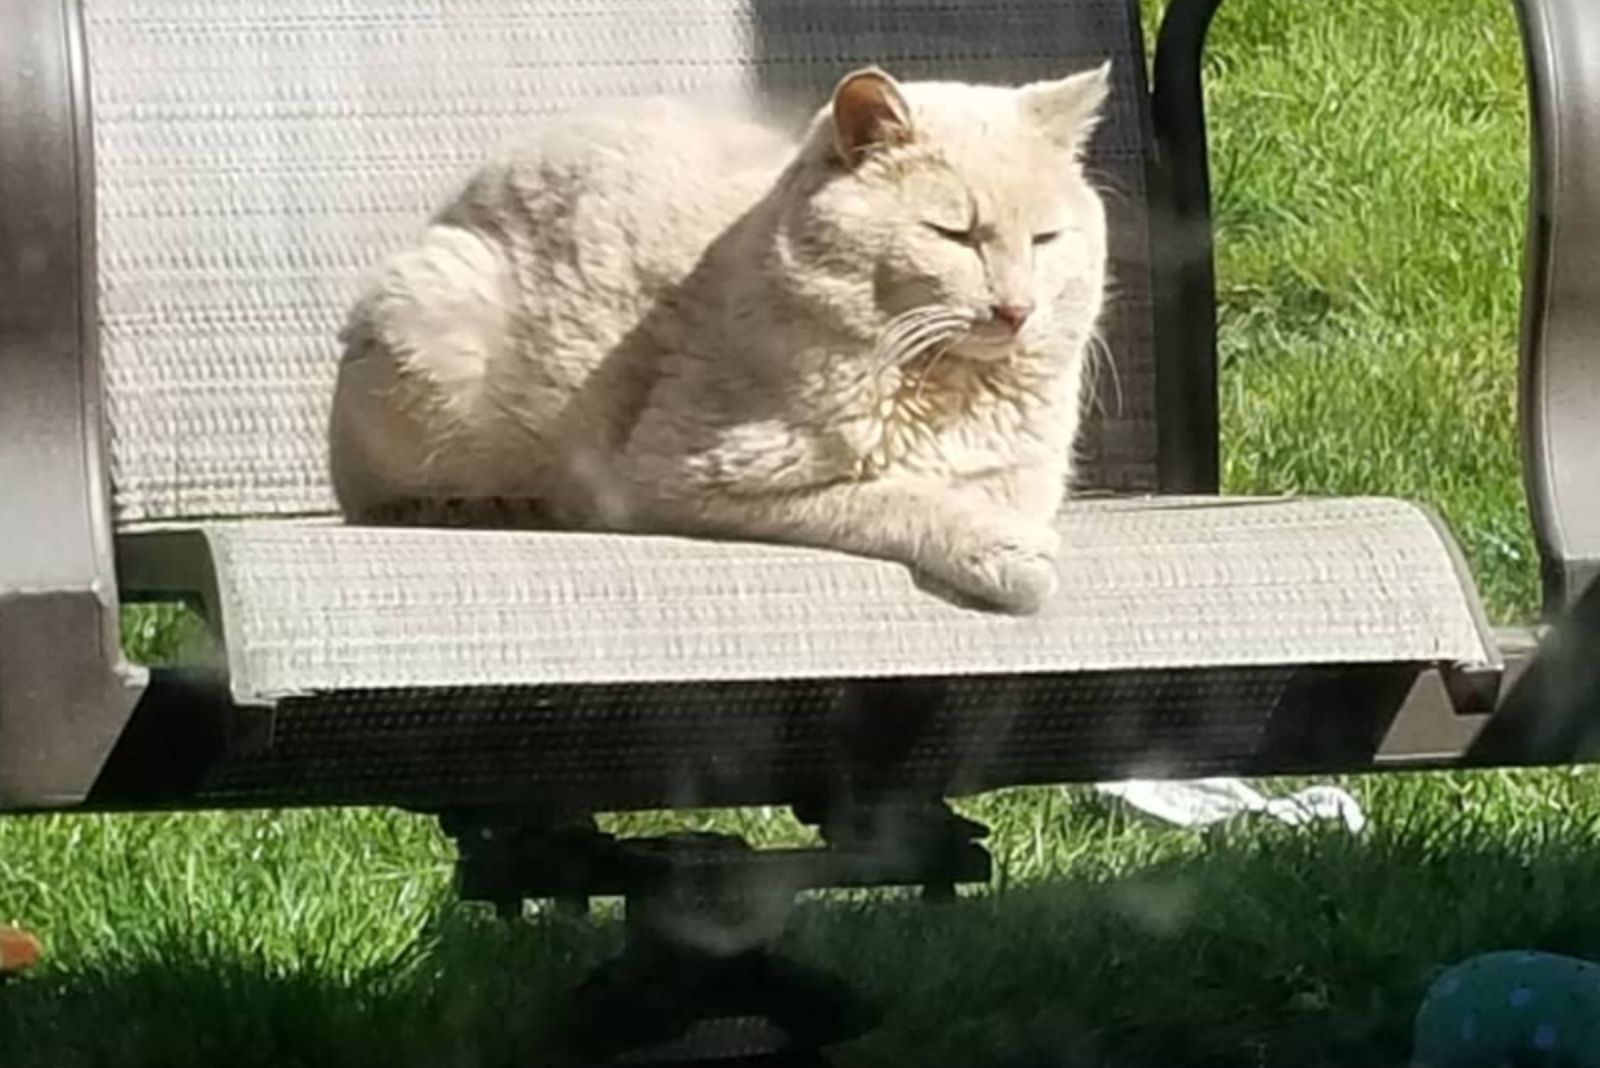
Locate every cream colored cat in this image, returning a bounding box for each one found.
[330,64,1111,613]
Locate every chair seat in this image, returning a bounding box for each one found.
[118,496,1496,705]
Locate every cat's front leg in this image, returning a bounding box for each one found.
[658,479,1061,614]
[926,505,1061,613]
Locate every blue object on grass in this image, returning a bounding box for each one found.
[1413,950,1600,1067]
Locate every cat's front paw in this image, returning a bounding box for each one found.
[936,520,1061,614]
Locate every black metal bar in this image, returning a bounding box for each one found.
[450,826,991,904]
[82,662,1479,813]
[1149,0,1225,494]
[85,669,260,807]
[84,641,1600,812]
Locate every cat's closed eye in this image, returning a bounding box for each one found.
[924,223,1073,246]
[923,221,976,245]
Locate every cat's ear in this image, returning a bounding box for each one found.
[830,67,914,165]
[1019,61,1112,155]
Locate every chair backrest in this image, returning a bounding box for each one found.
[85,0,1158,526]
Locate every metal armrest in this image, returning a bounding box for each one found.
[1515,0,1600,615]
[0,0,145,808]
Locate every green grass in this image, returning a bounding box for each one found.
[0,1,1567,1065]
[12,778,1600,1067]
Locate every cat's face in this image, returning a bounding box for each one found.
[790,66,1110,364]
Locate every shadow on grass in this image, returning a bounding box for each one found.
[0,913,609,1068]
[7,817,1600,1068]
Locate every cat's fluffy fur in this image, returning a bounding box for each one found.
[330,65,1111,613]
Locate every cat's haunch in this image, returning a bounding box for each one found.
[329,63,1112,614]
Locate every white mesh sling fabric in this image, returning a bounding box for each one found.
[121,498,1494,705]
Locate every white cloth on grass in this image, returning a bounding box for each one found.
[1095,778,1367,833]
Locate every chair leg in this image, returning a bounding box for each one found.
[800,795,991,903]
[562,903,879,1065]
[439,801,990,1064]
[439,807,606,918]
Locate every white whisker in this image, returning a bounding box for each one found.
[869,305,971,376]
[874,322,962,374]
[1081,330,1123,419]
[912,337,958,401]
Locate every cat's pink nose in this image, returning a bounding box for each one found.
[991,300,1034,331]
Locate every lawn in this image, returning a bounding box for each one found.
[1,1,1578,1066]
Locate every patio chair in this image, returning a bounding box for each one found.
[3,0,1596,1060]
